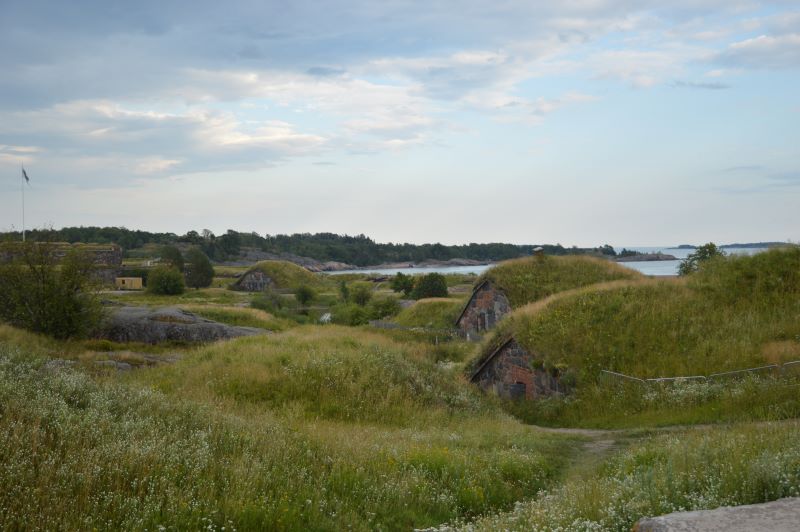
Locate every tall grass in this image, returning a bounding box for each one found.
[473,248,800,427]
[394,298,465,329]
[479,255,642,308]
[465,421,800,531]
[0,336,576,530]
[232,260,329,290]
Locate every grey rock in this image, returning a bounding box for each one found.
[634,497,800,531]
[97,306,266,344]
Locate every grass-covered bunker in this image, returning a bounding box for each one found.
[455,255,641,336]
[470,337,568,400]
[231,260,323,292]
[469,247,800,409]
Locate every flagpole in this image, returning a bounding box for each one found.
[21,163,26,242]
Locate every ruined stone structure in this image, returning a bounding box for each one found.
[471,338,567,400]
[0,242,122,285]
[455,280,511,336]
[234,270,275,292]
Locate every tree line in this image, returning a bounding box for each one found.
[0,226,618,265]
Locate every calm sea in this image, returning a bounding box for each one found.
[325,246,770,277]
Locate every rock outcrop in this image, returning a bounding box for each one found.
[634,497,800,531]
[97,306,266,344]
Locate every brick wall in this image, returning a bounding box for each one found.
[457,281,511,335]
[474,339,567,400]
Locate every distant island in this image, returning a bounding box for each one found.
[672,242,786,250]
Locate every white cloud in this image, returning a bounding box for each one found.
[719,33,800,69]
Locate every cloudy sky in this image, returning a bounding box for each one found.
[1,1,798,246]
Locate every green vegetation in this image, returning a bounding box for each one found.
[678,242,725,276]
[294,284,316,308]
[469,421,800,531]
[233,260,327,291]
[395,298,465,329]
[348,281,373,306]
[158,244,185,271]
[0,243,103,339]
[411,272,449,299]
[475,247,800,426]
[146,265,185,295]
[185,247,214,288]
[178,305,294,332]
[479,255,642,308]
[3,226,618,266]
[390,272,415,296]
[0,326,575,530]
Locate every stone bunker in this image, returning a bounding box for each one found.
[470,337,568,400]
[455,280,511,337]
[233,269,275,292]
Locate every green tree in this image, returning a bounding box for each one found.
[390,272,415,296]
[338,279,350,302]
[147,265,185,295]
[159,245,184,271]
[0,243,104,338]
[678,243,726,276]
[410,273,448,299]
[367,296,401,320]
[294,285,316,308]
[184,247,214,289]
[349,282,373,306]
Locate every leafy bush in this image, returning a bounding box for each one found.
[331,303,369,325]
[678,242,725,276]
[0,244,104,339]
[146,266,185,295]
[158,245,184,271]
[349,282,373,306]
[411,273,448,299]
[390,272,415,296]
[367,295,401,319]
[184,247,214,289]
[294,284,316,307]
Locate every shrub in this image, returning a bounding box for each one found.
[367,295,401,319]
[331,303,369,325]
[349,282,373,306]
[159,245,185,271]
[678,242,725,276]
[0,243,104,339]
[294,285,316,308]
[411,273,448,299]
[147,266,185,295]
[184,247,214,289]
[390,272,415,296]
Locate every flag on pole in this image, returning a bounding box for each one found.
[22,166,30,184]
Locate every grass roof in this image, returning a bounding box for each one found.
[233,260,326,290]
[394,298,466,329]
[477,255,642,308]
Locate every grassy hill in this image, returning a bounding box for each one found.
[231,260,328,291]
[478,255,642,308]
[473,247,800,427]
[394,298,465,329]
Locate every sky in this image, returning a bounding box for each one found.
[0,0,798,247]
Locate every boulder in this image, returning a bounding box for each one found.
[97,306,266,344]
[634,497,800,531]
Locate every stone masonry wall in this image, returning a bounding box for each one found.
[473,339,567,400]
[457,281,511,335]
[236,270,275,292]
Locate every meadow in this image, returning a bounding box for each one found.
[2,250,800,530]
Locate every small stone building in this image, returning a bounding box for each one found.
[470,338,567,400]
[115,277,143,290]
[234,270,274,292]
[455,280,511,337]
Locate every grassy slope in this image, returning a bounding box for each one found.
[474,248,800,427]
[468,421,800,531]
[232,260,328,290]
[480,255,643,308]
[0,325,576,530]
[394,298,466,329]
